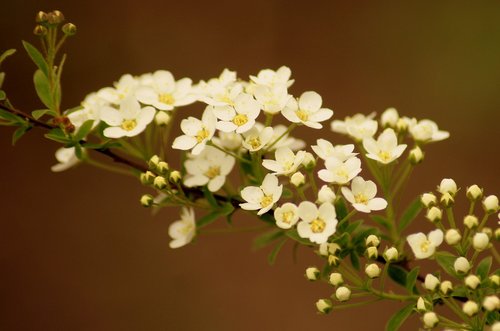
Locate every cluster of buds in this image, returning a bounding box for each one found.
[34,10,76,37]
[140,154,183,207]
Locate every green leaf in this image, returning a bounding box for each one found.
[371,215,391,229]
[0,90,5,100]
[476,256,492,280]
[435,251,458,277]
[74,120,94,141]
[12,125,31,145]
[267,238,287,265]
[22,41,49,77]
[0,108,22,123]
[196,211,223,228]
[397,197,423,233]
[350,251,360,270]
[345,219,363,234]
[388,264,408,288]
[31,109,55,120]
[405,267,420,294]
[0,49,16,66]
[334,197,348,220]
[74,144,84,159]
[53,54,66,109]
[34,69,54,110]
[285,229,314,246]
[385,303,415,331]
[253,229,285,250]
[202,187,219,208]
[219,202,235,216]
[44,128,71,143]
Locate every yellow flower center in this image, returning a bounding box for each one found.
[204,166,221,179]
[335,169,349,181]
[181,223,194,235]
[311,218,326,233]
[158,93,175,105]
[232,114,248,127]
[281,211,294,224]
[354,193,368,204]
[420,240,430,253]
[121,119,137,131]
[283,161,294,171]
[295,109,309,122]
[377,151,392,162]
[248,137,261,149]
[196,127,210,143]
[260,195,274,208]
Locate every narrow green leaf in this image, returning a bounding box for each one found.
[31,109,54,120]
[285,229,314,246]
[385,303,415,331]
[53,54,66,110]
[74,120,94,141]
[202,187,219,208]
[476,256,492,280]
[405,267,420,294]
[12,125,31,145]
[397,198,423,233]
[334,197,348,220]
[435,251,458,277]
[253,229,285,250]
[196,211,223,228]
[268,238,287,265]
[388,264,408,288]
[345,219,364,234]
[44,128,71,143]
[350,251,360,270]
[371,215,391,229]
[34,69,54,110]
[219,202,235,216]
[22,41,49,77]
[0,108,22,123]
[0,90,5,100]
[0,49,16,65]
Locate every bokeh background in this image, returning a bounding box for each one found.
[1,1,499,330]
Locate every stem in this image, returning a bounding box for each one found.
[331,298,381,310]
[208,141,251,164]
[491,246,500,264]
[264,123,297,152]
[84,158,134,177]
[446,207,456,229]
[307,170,318,196]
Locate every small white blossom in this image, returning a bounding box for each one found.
[69,92,106,128]
[425,207,442,223]
[100,97,155,138]
[262,147,306,176]
[154,111,171,126]
[464,275,481,289]
[366,235,380,247]
[365,263,381,278]
[212,131,243,151]
[362,128,407,164]
[445,229,462,245]
[335,286,351,302]
[317,185,336,204]
[296,201,338,244]
[464,215,479,229]
[329,272,344,286]
[421,192,437,208]
[241,126,274,152]
[97,74,140,105]
[305,267,320,281]
[249,66,294,89]
[466,184,483,201]
[409,119,449,143]
[168,207,196,249]
[331,113,378,141]
[240,174,283,215]
[172,106,217,155]
[213,93,260,134]
[282,91,333,129]
[424,274,440,291]
[196,69,239,106]
[483,296,500,312]
[290,172,305,187]
[318,243,341,256]
[51,147,79,172]
[318,156,362,185]
[416,297,427,312]
[268,124,306,151]
[383,247,399,262]
[311,139,357,161]
[380,107,399,127]
[274,202,299,229]
[483,195,499,213]
[341,176,387,213]
[407,229,443,259]
[252,84,291,114]
[315,299,332,314]
[136,70,196,111]
[440,281,453,295]
[183,146,235,192]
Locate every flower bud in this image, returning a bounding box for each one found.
[290,172,305,187]
[466,184,483,201]
[416,297,427,312]
[35,11,48,23]
[365,246,378,259]
[426,207,442,223]
[51,10,65,24]
[409,146,424,165]
[445,229,461,245]
[490,274,500,287]
[329,272,344,286]
[157,161,169,175]
[305,267,320,281]
[464,275,480,290]
[424,274,440,291]
[315,299,332,314]
[169,170,181,184]
[421,193,437,208]
[440,280,453,295]
[365,263,381,278]
[472,232,489,251]
[140,194,154,207]
[302,152,316,170]
[493,322,500,331]
[483,295,500,312]
[383,247,398,262]
[140,171,156,184]
[462,300,478,317]
[153,176,167,190]
[317,185,335,204]
[381,107,399,128]
[422,312,439,328]
[62,23,76,36]
[438,178,458,196]
[482,227,493,238]
[335,286,351,302]
[328,255,340,267]
[483,195,499,213]
[440,192,454,207]
[454,257,470,274]
[155,111,171,126]
[33,25,48,36]
[148,155,160,169]
[365,234,380,247]
[396,116,414,132]
[463,215,478,229]
[318,242,341,256]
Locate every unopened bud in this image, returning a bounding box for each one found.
[383,247,398,262]
[169,170,181,184]
[365,234,380,247]
[305,267,320,281]
[290,172,305,187]
[35,11,48,23]
[483,195,499,213]
[466,184,483,201]
[148,155,160,169]
[438,178,458,196]
[319,243,341,256]
[409,146,424,165]
[317,185,335,204]
[425,207,442,223]
[51,10,65,23]
[483,296,500,312]
[335,286,351,302]
[421,193,437,208]
[472,232,489,251]
[490,274,500,287]
[422,312,439,328]
[329,272,343,286]
[140,170,156,184]
[463,215,478,229]
[483,227,493,238]
[33,25,48,36]
[155,111,171,126]
[454,257,470,274]
[462,300,479,317]
[365,246,378,259]
[62,23,76,36]
[140,194,154,207]
[464,275,480,290]
[157,161,169,175]
[365,263,381,278]
[424,274,440,291]
[153,176,167,189]
[416,297,428,312]
[381,107,399,128]
[315,299,332,314]
[440,280,453,295]
[445,229,461,245]
[302,152,316,170]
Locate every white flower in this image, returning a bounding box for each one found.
[472,232,489,251]
[296,201,338,244]
[240,174,283,215]
[212,131,243,151]
[97,74,140,105]
[274,202,299,229]
[100,97,155,138]
[409,119,449,143]
[362,128,407,164]
[407,229,443,259]
[438,178,458,195]
[317,185,336,204]
[424,274,440,291]
[241,126,274,152]
[197,69,241,106]
[249,66,294,88]
[267,124,306,151]
[252,85,291,114]
[318,157,362,185]
[51,147,79,172]
[68,92,106,129]
[172,106,217,155]
[183,146,235,192]
[380,107,399,127]
[341,176,387,213]
[262,147,306,176]
[136,70,196,111]
[331,113,378,140]
[213,93,260,133]
[311,139,357,161]
[282,91,333,129]
[168,207,196,249]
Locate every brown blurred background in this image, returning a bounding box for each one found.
[1,1,499,330]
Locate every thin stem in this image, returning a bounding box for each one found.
[208,141,251,164]
[331,298,381,310]
[84,158,134,177]
[491,246,500,264]
[446,207,456,229]
[264,123,297,152]
[307,170,318,196]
